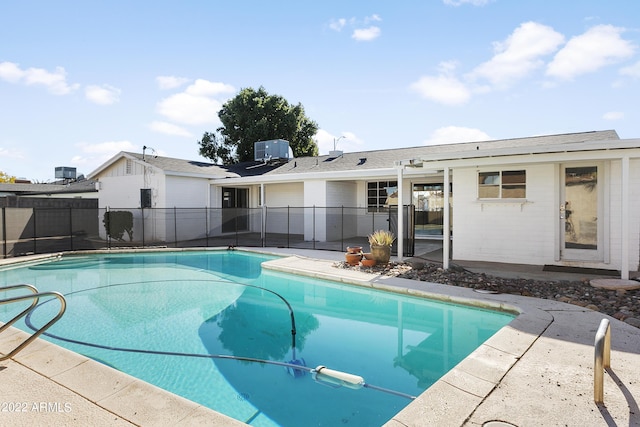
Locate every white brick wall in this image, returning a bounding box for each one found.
[453,160,640,272]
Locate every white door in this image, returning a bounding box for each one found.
[560,164,604,261]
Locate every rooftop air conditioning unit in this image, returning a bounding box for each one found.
[55,166,77,180]
[254,139,290,162]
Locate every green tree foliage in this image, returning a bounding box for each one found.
[198,87,319,164]
[0,171,16,183]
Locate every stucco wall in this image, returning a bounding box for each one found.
[263,183,304,236]
[165,176,209,208]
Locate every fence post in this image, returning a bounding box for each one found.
[261,205,266,247]
[2,207,6,258]
[313,205,316,250]
[205,207,209,247]
[341,206,344,251]
[33,208,37,254]
[141,208,145,248]
[69,206,74,251]
[174,207,178,248]
[287,206,290,248]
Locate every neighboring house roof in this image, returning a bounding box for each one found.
[88,152,283,179]
[0,180,97,196]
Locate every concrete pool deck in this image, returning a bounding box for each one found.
[1,249,639,426]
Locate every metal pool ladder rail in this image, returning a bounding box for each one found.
[594,318,611,404]
[0,284,67,361]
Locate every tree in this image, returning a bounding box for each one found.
[198,87,319,164]
[0,171,16,183]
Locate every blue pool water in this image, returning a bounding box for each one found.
[0,251,514,426]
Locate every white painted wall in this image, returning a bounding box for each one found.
[453,164,556,265]
[452,160,640,272]
[304,180,326,240]
[326,181,358,240]
[262,182,304,236]
[165,176,210,208]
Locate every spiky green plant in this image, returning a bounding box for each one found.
[368,229,395,246]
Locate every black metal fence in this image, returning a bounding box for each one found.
[1,206,415,259]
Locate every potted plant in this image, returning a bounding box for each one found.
[368,230,395,265]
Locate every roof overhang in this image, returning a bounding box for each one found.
[396,138,640,170]
[211,167,398,185]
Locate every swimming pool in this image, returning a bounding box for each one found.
[0,250,514,426]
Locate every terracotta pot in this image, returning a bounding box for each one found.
[345,252,362,265]
[360,258,376,267]
[362,252,373,260]
[346,246,362,254]
[370,245,391,264]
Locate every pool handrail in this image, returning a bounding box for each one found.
[593,318,611,404]
[0,284,67,361]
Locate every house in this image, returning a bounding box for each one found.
[0,180,98,207]
[88,130,640,278]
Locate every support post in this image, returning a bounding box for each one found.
[397,166,404,261]
[621,156,630,280]
[443,167,451,270]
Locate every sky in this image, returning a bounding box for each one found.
[1,0,639,182]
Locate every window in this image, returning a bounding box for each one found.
[125,159,133,175]
[367,180,397,212]
[478,170,526,199]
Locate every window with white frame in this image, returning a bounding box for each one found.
[367,180,397,212]
[478,170,526,199]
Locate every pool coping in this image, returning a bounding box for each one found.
[1,249,639,426]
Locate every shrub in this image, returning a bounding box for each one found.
[103,211,133,241]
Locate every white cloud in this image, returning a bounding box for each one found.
[352,26,381,41]
[410,72,471,106]
[85,84,121,105]
[73,140,138,171]
[314,129,364,154]
[156,79,235,126]
[547,25,636,80]
[157,92,223,126]
[0,62,23,82]
[185,79,235,96]
[0,146,25,159]
[329,18,346,32]
[443,0,492,5]
[149,121,193,137]
[602,111,624,120]
[330,16,382,41]
[424,126,491,145]
[470,22,565,88]
[0,61,79,95]
[364,14,382,24]
[620,60,640,78]
[156,75,190,90]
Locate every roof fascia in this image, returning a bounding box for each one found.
[396,139,640,167]
[407,144,640,170]
[210,167,397,185]
[163,170,237,180]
